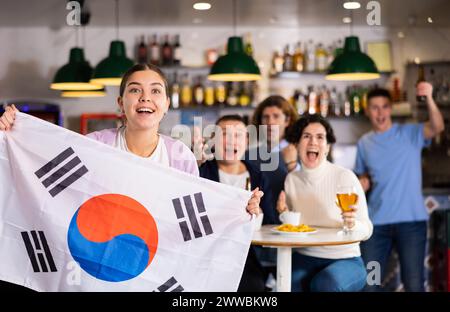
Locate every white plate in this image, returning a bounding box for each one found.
[270,226,317,236]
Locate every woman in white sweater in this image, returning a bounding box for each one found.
[277,114,373,292]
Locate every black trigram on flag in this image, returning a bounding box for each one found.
[155,277,184,292]
[34,147,88,197]
[21,231,57,273]
[172,192,213,242]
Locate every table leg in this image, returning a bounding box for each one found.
[276,247,292,292]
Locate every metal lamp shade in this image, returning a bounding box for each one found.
[208,37,261,81]
[90,41,135,86]
[326,36,380,81]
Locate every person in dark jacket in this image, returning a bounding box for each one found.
[199,114,274,292]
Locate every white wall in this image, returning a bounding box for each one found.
[1,25,449,137]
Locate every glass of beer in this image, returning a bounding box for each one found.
[336,185,358,234]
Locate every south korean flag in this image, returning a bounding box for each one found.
[0,113,253,292]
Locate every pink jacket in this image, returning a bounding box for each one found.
[86,128,199,177]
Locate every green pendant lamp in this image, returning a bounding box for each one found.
[90,0,134,86]
[90,40,134,86]
[326,36,380,81]
[50,47,102,90]
[208,37,261,81]
[208,0,261,81]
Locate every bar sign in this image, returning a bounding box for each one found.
[34,147,88,197]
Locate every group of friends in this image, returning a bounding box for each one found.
[0,63,444,292]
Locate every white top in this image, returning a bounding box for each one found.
[218,169,250,190]
[114,126,170,167]
[284,160,373,259]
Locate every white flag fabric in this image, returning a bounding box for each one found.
[0,113,254,292]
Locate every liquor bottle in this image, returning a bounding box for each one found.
[292,42,304,72]
[239,82,251,107]
[204,81,215,107]
[329,87,338,117]
[227,82,239,106]
[315,43,328,72]
[149,34,160,66]
[161,34,173,66]
[334,39,344,58]
[244,33,254,57]
[173,34,182,66]
[319,85,330,117]
[307,86,317,114]
[171,73,180,110]
[416,65,427,103]
[137,35,148,64]
[283,44,293,72]
[326,44,335,67]
[352,87,361,115]
[295,89,308,115]
[215,82,227,105]
[180,74,192,107]
[193,76,205,106]
[271,50,284,75]
[305,40,316,72]
[334,91,343,117]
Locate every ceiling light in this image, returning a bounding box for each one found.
[208,0,261,81]
[326,36,380,81]
[397,31,405,38]
[427,17,433,24]
[343,17,352,24]
[193,2,211,10]
[61,88,106,98]
[343,1,361,10]
[50,48,102,91]
[90,0,134,86]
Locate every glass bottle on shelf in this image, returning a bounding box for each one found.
[319,85,330,117]
[173,34,182,66]
[193,76,205,106]
[334,39,344,59]
[283,44,293,72]
[161,34,173,66]
[352,89,361,115]
[171,73,180,110]
[326,44,335,68]
[305,40,316,72]
[244,33,254,57]
[149,34,160,66]
[137,35,148,64]
[204,81,215,107]
[239,82,251,107]
[180,74,192,107]
[334,91,344,117]
[307,86,318,114]
[227,82,239,106]
[329,87,338,117]
[295,89,308,115]
[293,42,304,72]
[344,87,352,117]
[215,82,227,105]
[315,43,328,72]
[272,50,284,75]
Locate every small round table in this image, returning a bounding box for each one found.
[251,225,367,292]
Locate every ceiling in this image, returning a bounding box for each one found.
[1,0,450,28]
